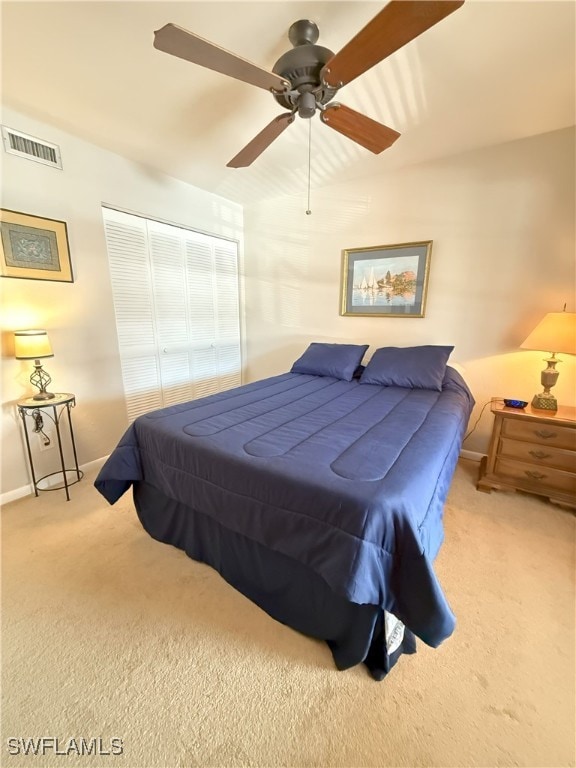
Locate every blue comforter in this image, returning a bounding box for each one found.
[95,368,473,648]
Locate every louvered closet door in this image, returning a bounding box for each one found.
[185,232,219,399]
[103,207,241,422]
[214,239,242,391]
[148,220,194,407]
[103,208,162,421]
[184,232,242,398]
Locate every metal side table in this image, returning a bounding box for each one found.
[17,393,83,501]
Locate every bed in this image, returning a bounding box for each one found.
[95,343,474,680]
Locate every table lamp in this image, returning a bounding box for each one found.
[520,308,576,411]
[14,329,55,400]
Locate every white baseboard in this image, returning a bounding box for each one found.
[460,449,485,462]
[0,456,108,507]
[0,484,33,506]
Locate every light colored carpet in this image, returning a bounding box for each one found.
[1,460,574,768]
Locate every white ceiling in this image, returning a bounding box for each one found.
[2,1,575,206]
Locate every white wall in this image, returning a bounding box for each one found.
[1,107,243,499]
[242,127,575,455]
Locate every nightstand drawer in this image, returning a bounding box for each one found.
[499,437,576,472]
[495,457,576,495]
[501,419,576,450]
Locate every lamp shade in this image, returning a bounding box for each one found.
[520,312,576,355]
[14,329,54,360]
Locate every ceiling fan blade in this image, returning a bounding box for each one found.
[227,113,295,168]
[154,23,290,93]
[322,0,465,88]
[320,103,400,154]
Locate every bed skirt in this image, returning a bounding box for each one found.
[133,481,417,680]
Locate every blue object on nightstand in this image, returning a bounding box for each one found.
[504,399,528,409]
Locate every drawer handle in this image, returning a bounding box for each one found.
[534,430,557,440]
[524,470,547,481]
[528,450,551,460]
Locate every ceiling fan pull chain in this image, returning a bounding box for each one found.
[306,119,312,216]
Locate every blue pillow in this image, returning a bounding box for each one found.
[291,343,369,381]
[359,345,454,391]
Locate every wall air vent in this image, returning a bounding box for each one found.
[1,126,62,169]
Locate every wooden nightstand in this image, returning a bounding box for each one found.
[477,399,576,509]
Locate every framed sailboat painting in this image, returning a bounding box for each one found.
[340,241,432,317]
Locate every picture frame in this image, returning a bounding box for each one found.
[340,240,432,317]
[0,208,74,283]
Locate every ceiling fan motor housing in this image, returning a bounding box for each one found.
[272,21,338,118]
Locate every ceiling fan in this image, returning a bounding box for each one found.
[154,1,464,168]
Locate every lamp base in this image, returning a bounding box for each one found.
[32,391,56,401]
[531,393,558,411]
[30,362,55,401]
